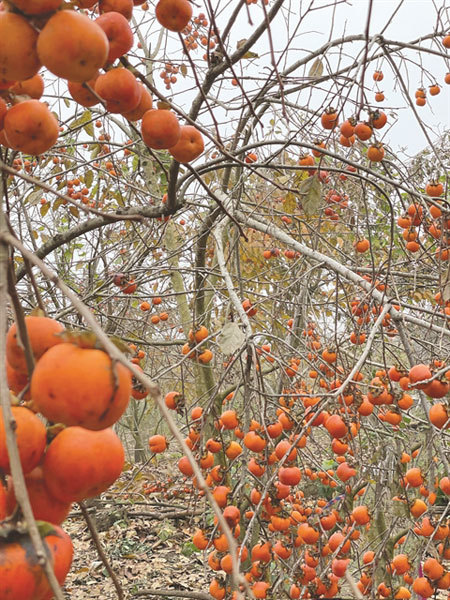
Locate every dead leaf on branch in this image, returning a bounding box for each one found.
[298,175,322,216]
[308,57,324,78]
[218,322,245,355]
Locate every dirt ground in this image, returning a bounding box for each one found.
[63,463,210,599]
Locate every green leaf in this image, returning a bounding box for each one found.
[85,170,93,189]
[91,144,101,159]
[52,198,64,211]
[241,50,259,59]
[40,202,50,217]
[64,97,70,108]
[69,109,92,131]
[158,525,174,541]
[84,121,94,138]
[181,541,199,557]
[298,175,321,216]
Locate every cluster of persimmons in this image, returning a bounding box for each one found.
[1,313,150,598]
[0,0,204,163]
[151,320,450,600]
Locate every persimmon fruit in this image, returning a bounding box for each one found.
[0,524,73,600]
[6,466,72,525]
[99,0,134,19]
[123,84,153,121]
[68,77,100,107]
[0,406,47,475]
[0,13,41,83]
[6,361,30,399]
[148,434,167,453]
[43,426,125,503]
[141,108,181,149]
[10,74,45,100]
[37,10,109,82]
[4,100,59,156]
[155,0,193,32]
[95,11,134,62]
[31,342,132,430]
[95,67,142,113]
[169,125,204,163]
[7,0,62,13]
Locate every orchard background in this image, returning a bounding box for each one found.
[0,0,449,599]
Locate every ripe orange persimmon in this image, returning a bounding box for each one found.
[352,505,370,525]
[193,529,210,550]
[298,523,320,544]
[10,74,45,99]
[423,557,444,580]
[155,0,192,32]
[6,316,64,374]
[99,0,134,19]
[44,426,125,503]
[198,348,213,364]
[354,122,373,140]
[392,554,410,575]
[95,68,142,113]
[6,466,72,525]
[405,467,424,487]
[410,498,427,517]
[7,0,62,14]
[354,239,370,252]
[243,431,266,452]
[95,11,134,62]
[31,343,131,430]
[4,100,59,156]
[212,485,230,507]
[6,361,30,399]
[0,13,41,83]
[220,409,239,429]
[408,363,432,388]
[148,434,167,453]
[141,108,181,149]
[123,84,153,121]
[367,144,385,162]
[169,125,204,163]
[165,391,183,409]
[412,577,434,598]
[0,524,73,600]
[178,455,194,476]
[37,10,109,82]
[426,181,444,197]
[321,107,338,129]
[340,118,356,138]
[189,325,209,343]
[279,466,301,486]
[336,461,356,481]
[439,476,450,495]
[0,406,47,475]
[68,76,100,107]
[325,414,348,438]
[429,402,448,428]
[225,440,242,459]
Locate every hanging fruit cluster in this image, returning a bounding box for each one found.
[0,0,204,163]
[1,314,138,598]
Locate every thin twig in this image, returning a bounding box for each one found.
[79,501,125,600]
